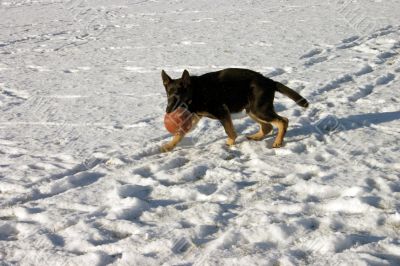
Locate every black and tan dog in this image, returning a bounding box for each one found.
[161,68,309,152]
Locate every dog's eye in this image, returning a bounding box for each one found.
[168,88,177,95]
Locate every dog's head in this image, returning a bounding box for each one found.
[161,69,193,113]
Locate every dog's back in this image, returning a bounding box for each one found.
[191,68,276,113]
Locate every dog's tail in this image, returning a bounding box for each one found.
[275,82,309,108]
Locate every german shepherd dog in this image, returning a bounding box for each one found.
[161,68,309,152]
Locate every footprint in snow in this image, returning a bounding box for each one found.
[117,184,152,199]
[295,217,320,231]
[107,197,149,221]
[41,172,104,196]
[196,183,218,196]
[354,64,373,76]
[341,35,359,43]
[376,51,398,63]
[317,74,354,93]
[348,84,374,102]
[375,73,395,85]
[289,143,307,154]
[88,224,131,246]
[300,48,323,59]
[360,195,382,209]
[388,182,400,193]
[132,166,152,178]
[158,157,189,171]
[0,223,19,241]
[334,234,385,253]
[304,56,328,67]
[265,67,285,77]
[337,38,360,49]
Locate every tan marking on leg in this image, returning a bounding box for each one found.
[221,116,237,146]
[161,134,184,152]
[196,112,217,119]
[246,112,273,141]
[262,123,273,135]
[248,112,269,124]
[190,114,202,130]
[246,123,273,141]
[271,117,288,148]
[161,114,202,152]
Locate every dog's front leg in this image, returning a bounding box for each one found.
[161,115,201,153]
[221,118,237,146]
[217,107,237,146]
[161,134,184,152]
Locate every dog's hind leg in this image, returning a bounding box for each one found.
[249,79,289,147]
[247,112,273,141]
[249,111,288,148]
[270,115,288,148]
[246,123,273,141]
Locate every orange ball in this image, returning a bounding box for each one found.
[164,108,193,135]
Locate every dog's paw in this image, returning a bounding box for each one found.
[226,138,236,146]
[161,144,174,152]
[272,142,283,148]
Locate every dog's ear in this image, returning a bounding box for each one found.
[182,69,191,87]
[161,70,171,86]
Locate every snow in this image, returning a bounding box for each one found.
[1,0,400,265]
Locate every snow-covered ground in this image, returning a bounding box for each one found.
[1,0,400,265]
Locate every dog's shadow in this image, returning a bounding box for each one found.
[181,111,400,149]
[287,111,400,139]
